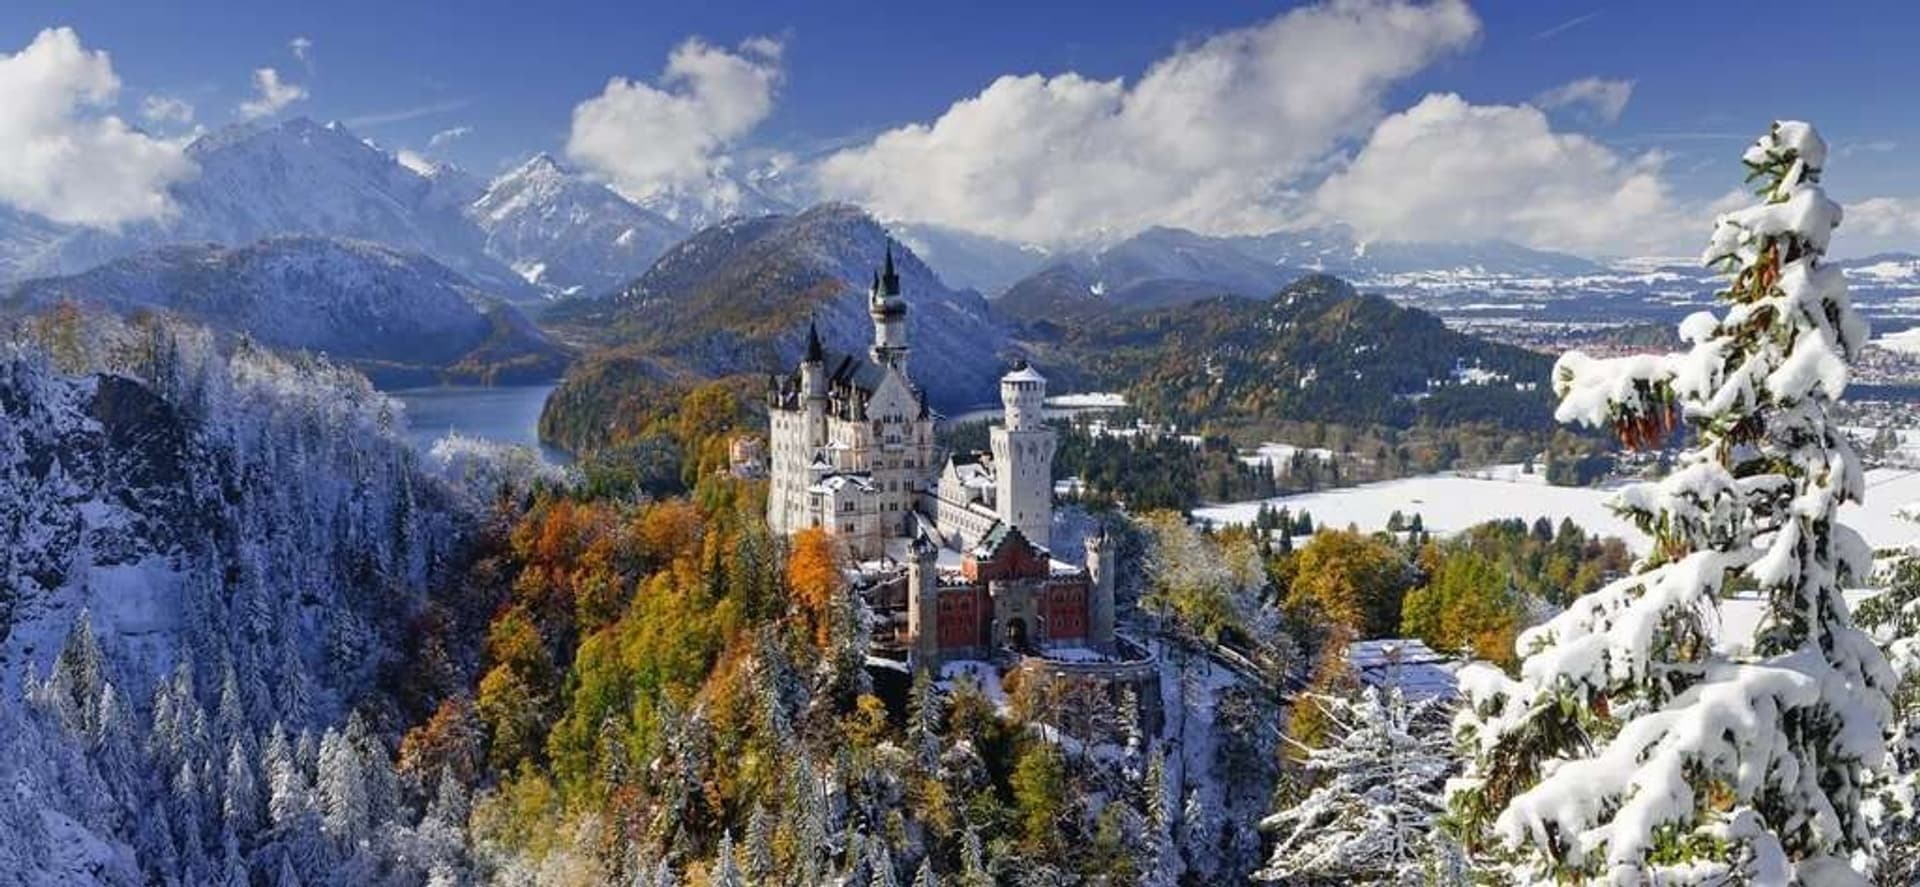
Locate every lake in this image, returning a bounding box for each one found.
[387,383,570,463]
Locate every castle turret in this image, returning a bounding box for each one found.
[990,360,1056,549]
[870,242,908,367]
[906,532,940,668]
[1087,526,1117,653]
[801,319,828,448]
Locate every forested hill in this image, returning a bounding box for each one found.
[1030,274,1556,430]
[543,203,1008,410]
[0,308,498,883]
[5,237,571,387]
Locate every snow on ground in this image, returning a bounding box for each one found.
[1046,392,1126,409]
[1195,465,1646,550]
[938,660,1009,714]
[1194,464,1920,554]
[1238,442,1336,473]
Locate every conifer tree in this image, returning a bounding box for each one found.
[958,826,992,887]
[713,830,745,887]
[1258,686,1449,883]
[907,668,943,771]
[1451,121,1896,882]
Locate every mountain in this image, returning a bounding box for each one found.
[0,118,538,301]
[161,118,535,298]
[626,166,796,232]
[1069,226,1305,297]
[1032,274,1555,430]
[1227,225,1605,278]
[990,227,1303,324]
[890,221,1052,295]
[5,236,570,386]
[560,203,1009,406]
[994,262,1246,328]
[470,154,686,299]
[987,225,1604,323]
[542,204,1009,451]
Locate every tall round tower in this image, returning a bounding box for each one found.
[1087,526,1117,653]
[990,360,1056,550]
[869,242,908,367]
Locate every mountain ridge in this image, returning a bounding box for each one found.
[6,236,570,386]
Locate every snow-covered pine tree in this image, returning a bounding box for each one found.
[868,838,900,887]
[1856,546,1920,880]
[958,826,992,887]
[1141,748,1178,887]
[907,668,943,771]
[713,829,744,887]
[1257,685,1450,883]
[1450,121,1897,882]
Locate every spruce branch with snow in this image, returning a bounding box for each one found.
[1450,121,1897,883]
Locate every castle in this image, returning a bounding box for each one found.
[766,245,1115,667]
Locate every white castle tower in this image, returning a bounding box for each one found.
[869,242,908,368]
[989,360,1055,548]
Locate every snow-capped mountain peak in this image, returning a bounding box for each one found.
[468,153,687,297]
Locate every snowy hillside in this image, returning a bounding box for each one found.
[470,154,685,299]
[0,314,478,884]
[5,237,570,386]
[161,119,534,300]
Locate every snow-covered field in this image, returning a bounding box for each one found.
[1195,464,1920,554]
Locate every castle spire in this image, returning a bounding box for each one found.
[881,240,900,296]
[804,316,823,363]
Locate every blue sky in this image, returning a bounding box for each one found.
[2,0,1916,255]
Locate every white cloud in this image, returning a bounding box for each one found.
[343,98,469,128]
[0,28,194,227]
[1534,76,1633,124]
[238,67,307,120]
[1839,198,1920,257]
[394,148,436,176]
[566,36,783,200]
[427,125,471,149]
[140,94,195,126]
[1838,139,1897,158]
[814,0,1480,246]
[1312,93,1686,255]
[290,36,313,66]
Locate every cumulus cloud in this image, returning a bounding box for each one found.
[814,0,1480,246]
[1534,76,1633,124]
[427,125,471,149]
[1839,197,1920,257]
[238,67,307,120]
[566,35,783,200]
[0,27,194,227]
[140,94,195,126]
[1312,93,1686,255]
[290,36,313,66]
[394,148,436,176]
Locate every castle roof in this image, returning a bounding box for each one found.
[804,318,824,363]
[1002,359,1046,384]
[974,521,1042,559]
